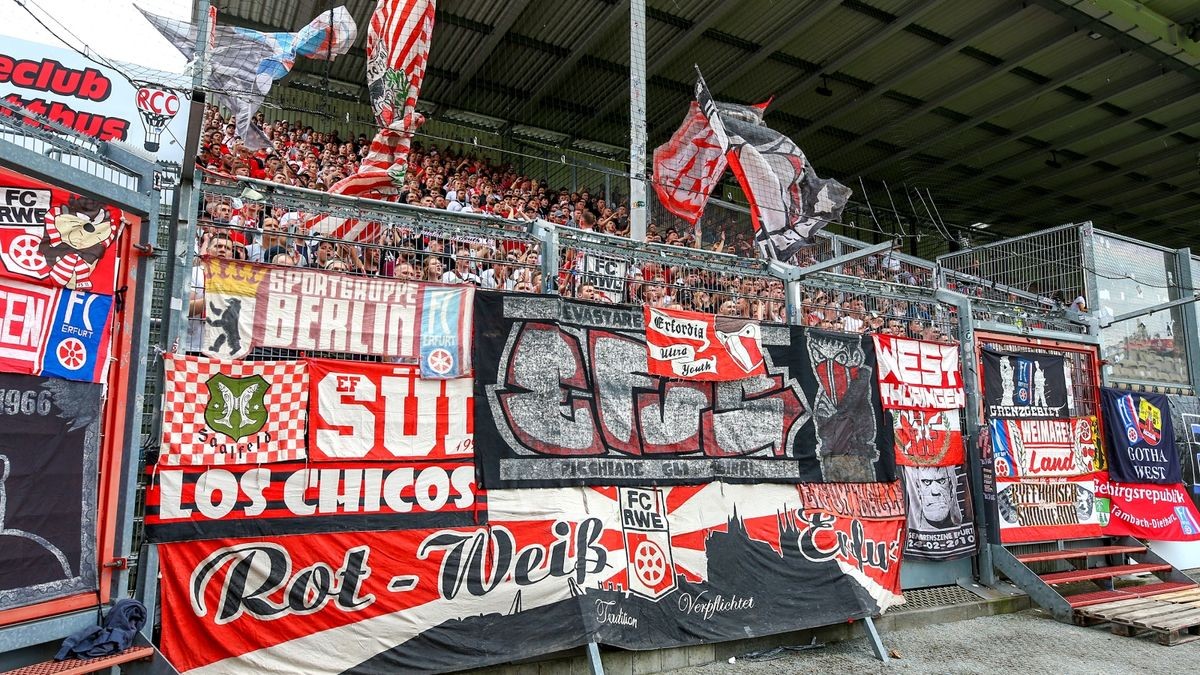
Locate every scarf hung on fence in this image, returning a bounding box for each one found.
[307,0,437,243]
[139,6,357,150]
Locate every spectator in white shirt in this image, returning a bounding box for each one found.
[442,247,481,285]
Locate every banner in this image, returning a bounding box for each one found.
[995,476,1102,544]
[0,166,126,294]
[989,417,1098,479]
[475,293,895,487]
[872,335,963,410]
[158,482,904,674]
[1167,395,1200,510]
[1096,474,1200,541]
[893,409,964,467]
[902,465,976,561]
[144,460,482,543]
[201,259,472,378]
[643,306,766,381]
[0,373,101,611]
[0,276,113,382]
[580,254,626,303]
[1101,388,1181,484]
[981,348,1069,419]
[308,359,473,461]
[0,36,189,160]
[159,355,308,466]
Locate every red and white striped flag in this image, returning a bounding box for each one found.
[308,0,436,239]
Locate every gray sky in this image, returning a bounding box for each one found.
[0,0,191,72]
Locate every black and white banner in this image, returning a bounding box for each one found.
[0,373,101,610]
[473,293,895,488]
[902,464,976,561]
[982,348,1070,419]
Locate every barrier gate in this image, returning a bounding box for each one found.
[0,99,165,669]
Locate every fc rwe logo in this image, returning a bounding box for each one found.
[619,487,676,600]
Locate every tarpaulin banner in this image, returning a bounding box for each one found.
[143,460,482,543]
[872,335,963,410]
[1101,388,1181,484]
[989,417,1098,479]
[474,292,895,487]
[0,162,124,293]
[981,348,1069,419]
[0,373,101,611]
[200,259,472,378]
[1166,395,1200,510]
[995,476,1102,544]
[0,276,113,382]
[893,409,964,467]
[158,482,904,674]
[580,254,626,303]
[308,359,473,462]
[644,306,766,381]
[1096,474,1200,541]
[159,355,308,466]
[902,465,976,561]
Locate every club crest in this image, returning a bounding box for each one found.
[204,373,269,439]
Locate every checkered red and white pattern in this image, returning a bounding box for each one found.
[160,354,308,466]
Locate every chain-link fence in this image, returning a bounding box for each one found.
[938,224,1087,305]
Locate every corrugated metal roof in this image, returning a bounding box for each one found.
[209,0,1200,244]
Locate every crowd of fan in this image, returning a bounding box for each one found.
[191,108,953,342]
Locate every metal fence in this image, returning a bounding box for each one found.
[938,223,1087,306]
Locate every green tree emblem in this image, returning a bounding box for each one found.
[204,373,269,439]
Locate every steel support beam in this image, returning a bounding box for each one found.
[792,3,1027,145]
[1061,0,1200,59]
[935,288,996,587]
[1176,250,1200,395]
[582,0,741,134]
[646,0,845,140]
[913,65,1182,188]
[765,0,950,113]
[967,111,1200,216]
[769,240,897,281]
[834,22,1088,160]
[0,142,153,214]
[629,0,648,240]
[852,48,1133,177]
[514,0,630,120]
[442,0,532,108]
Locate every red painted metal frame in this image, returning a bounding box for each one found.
[0,214,143,627]
[974,331,1107,546]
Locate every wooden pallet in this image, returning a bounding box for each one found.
[1076,591,1200,646]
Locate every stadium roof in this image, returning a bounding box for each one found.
[215,0,1200,248]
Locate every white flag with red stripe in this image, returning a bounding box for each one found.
[309,0,436,239]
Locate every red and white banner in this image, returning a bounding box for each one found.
[308,359,473,462]
[159,355,308,466]
[0,276,113,382]
[144,459,481,543]
[0,166,124,293]
[872,335,963,410]
[990,417,1098,479]
[201,259,473,378]
[1097,474,1200,541]
[893,408,964,467]
[995,476,1102,544]
[644,306,765,380]
[158,482,903,674]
